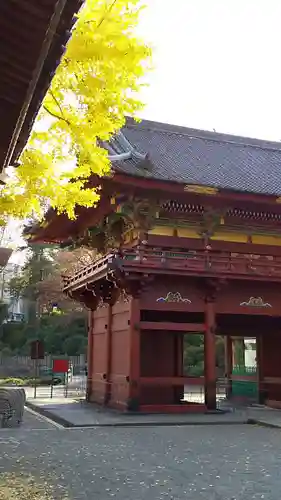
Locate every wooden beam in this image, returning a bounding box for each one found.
[147,234,281,257]
[140,300,203,312]
[139,321,205,332]
[139,404,206,413]
[112,172,281,209]
[2,0,69,170]
[263,377,281,385]
[8,0,53,20]
[139,376,205,387]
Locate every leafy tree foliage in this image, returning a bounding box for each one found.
[9,245,55,321]
[0,0,151,221]
[183,334,225,377]
[2,245,92,355]
[0,315,87,356]
[36,247,95,314]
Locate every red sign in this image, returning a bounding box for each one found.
[52,358,69,373]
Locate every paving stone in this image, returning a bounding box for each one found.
[26,399,247,427]
[0,415,281,499]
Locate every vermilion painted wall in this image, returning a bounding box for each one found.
[140,330,181,404]
[140,277,204,313]
[216,282,281,316]
[89,306,108,403]
[261,332,281,403]
[110,299,131,408]
[87,276,281,411]
[88,297,132,409]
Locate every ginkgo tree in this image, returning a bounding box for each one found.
[0,0,151,221]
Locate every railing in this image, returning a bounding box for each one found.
[121,249,281,275]
[63,248,281,290]
[62,253,115,289]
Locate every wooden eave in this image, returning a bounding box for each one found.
[112,173,281,211]
[29,170,281,244]
[0,0,83,172]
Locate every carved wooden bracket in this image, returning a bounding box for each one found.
[122,273,155,298]
[102,283,120,306]
[200,207,228,237]
[67,288,99,310]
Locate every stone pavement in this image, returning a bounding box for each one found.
[1,420,281,499]
[247,406,281,429]
[25,397,249,427]
[25,396,281,429]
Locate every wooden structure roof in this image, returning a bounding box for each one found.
[109,118,281,196]
[29,118,281,243]
[0,0,83,172]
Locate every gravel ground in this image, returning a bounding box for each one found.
[1,414,281,500]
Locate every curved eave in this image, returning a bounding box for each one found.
[28,167,281,245]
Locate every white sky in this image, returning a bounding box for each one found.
[138,0,281,140]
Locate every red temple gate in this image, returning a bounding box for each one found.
[29,117,281,413]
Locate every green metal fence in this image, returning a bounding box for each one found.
[232,365,258,399]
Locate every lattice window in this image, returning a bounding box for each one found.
[228,208,281,221]
[162,200,205,214]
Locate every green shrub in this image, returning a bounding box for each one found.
[0,377,25,386]
[0,376,63,387]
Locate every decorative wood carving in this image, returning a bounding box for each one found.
[200,207,228,237]
[240,297,272,308]
[116,197,161,232]
[156,292,191,303]
[184,185,218,195]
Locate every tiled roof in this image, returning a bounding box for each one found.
[108,118,281,196]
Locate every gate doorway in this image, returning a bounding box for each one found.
[218,313,281,406]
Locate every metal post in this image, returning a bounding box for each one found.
[33,251,41,399]
[50,372,54,399]
[34,357,39,399]
[65,372,69,398]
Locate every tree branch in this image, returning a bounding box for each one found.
[85,0,118,28]
[43,105,71,126]
[49,90,69,123]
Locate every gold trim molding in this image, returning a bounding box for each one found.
[184,184,218,195]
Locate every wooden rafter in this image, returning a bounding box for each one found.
[0,0,83,171]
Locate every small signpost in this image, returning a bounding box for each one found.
[51,357,70,398]
[30,340,44,399]
[52,358,69,373]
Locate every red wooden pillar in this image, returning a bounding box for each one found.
[204,300,217,410]
[104,304,113,405]
[128,297,141,411]
[256,334,264,404]
[225,335,233,398]
[175,333,184,401]
[86,310,94,401]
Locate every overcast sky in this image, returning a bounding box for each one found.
[138,0,281,141]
